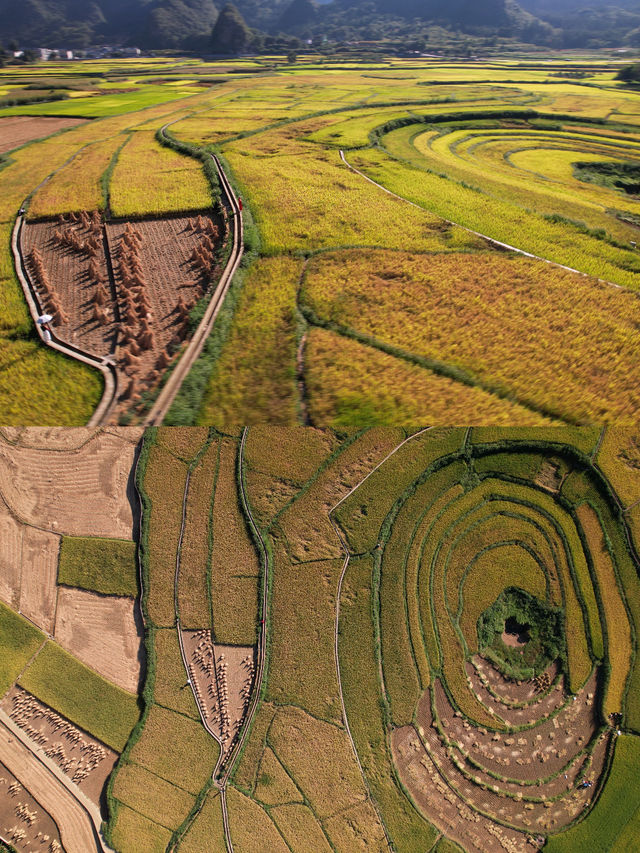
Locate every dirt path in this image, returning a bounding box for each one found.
[0,712,111,853]
[143,132,244,426]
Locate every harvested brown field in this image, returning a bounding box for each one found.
[106,214,223,414]
[21,215,118,359]
[0,711,100,853]
[0,757,63,852]
[182,632,254,760]
[0,116,87,154]
[1,687,118,806]
[19,527,59,635]
[20,211,224,421]
[392,726,529,853]
[0,512,22,611]
[53,587,143,693]
[0,429,140,539]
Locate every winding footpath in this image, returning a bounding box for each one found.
[165,428,269,853]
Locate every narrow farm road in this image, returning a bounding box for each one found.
[0,711,112,853]
[143,134,244,426]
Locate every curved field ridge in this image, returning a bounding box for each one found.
[333,430,640,853]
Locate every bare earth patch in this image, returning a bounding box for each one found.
[0,430,140,539]
[0,757,63,851]
[182,631,255,760]
[2,688,118,807]
[0,116,87,154]
[54,588,143,693]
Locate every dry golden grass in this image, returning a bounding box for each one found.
[268,705,368,818]
[271,803,333,853]
[264,543,342,722]
[110,802,172,853]
[232,702,278,793]
[110,130,212,217]
[128,704,219,795]
[144,443,188,627]
[153,628,200,719]
[179,440,218,629]
[323,799,388,853]
[305,327,556,426]
[596,428,640,508]
[199,256,302,427]
[156,426,209,461]
[244,426,339,486]
[245,468,300,530]
[111,761,195,830]
[254,747,303,806]
[302,250,640,424]
[223,139,483,254]
[27,135,123,219]
[179,789,226,853]
[226,786,290,853]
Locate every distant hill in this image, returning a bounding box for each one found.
[0,0,217,49]
[0,0,625,51]
[519,0,640,46]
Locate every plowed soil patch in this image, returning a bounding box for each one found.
[22,217,117,358]
[54,588,143,693]
[0,116,87,154]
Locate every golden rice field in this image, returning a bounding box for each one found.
[27,134,125,219]
[109,129,212,218]
[1,56,640,423]
[300,249,640,424]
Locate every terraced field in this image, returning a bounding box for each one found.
[1,57,640,424]
[1,426,639,852]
